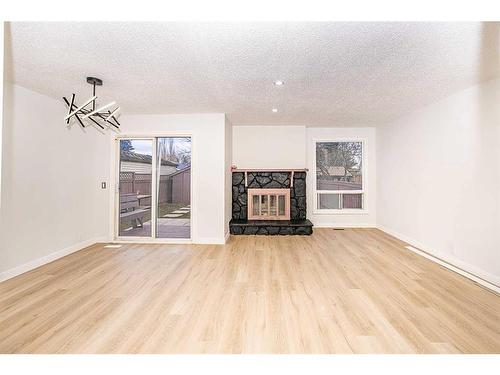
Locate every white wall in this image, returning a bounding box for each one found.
[232,125,306,168]
[113,113,227,244]
[224,116,233,240]
[377,77,500,286]
[0,84,110,278]
[0,23,4,211]
[306,127,377,227]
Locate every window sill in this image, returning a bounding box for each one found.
[312,209,370,216]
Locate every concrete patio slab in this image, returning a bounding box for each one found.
[119,219,190,238]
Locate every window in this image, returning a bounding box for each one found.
[315,141,364,211]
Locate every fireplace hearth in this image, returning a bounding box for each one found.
[229,169,313,235]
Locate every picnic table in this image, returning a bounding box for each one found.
[137,194,152,207]
[120,194,151,228]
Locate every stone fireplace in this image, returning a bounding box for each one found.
[229,169,313,235]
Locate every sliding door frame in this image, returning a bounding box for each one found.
[113,133,194,244]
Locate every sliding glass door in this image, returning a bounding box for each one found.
[117,137,191,240]
[118,139,153,237]
[155,137,191,239]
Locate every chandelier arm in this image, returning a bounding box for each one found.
[109,117,120,128]
[93,112,115,128]
[65,95,97,120]
[106,117,120,129]
[105,109,121,127]
[104,107,120,127]
[98,111,120,129]
[86,115,106,130]
[63,96,86,129]
[66,94,75,124]
[82,101,116,119]
[73,113,87,129]
[111,115,121,127]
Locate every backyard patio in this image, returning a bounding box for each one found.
[119,203,191,238]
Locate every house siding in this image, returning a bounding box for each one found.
[120,161,177,176]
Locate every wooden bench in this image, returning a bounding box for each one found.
[120,194,149,228]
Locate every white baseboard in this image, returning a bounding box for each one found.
[195,237,226,245]
[378,225,500,294]
[0,237,106,283]
[313,223,376,228]
[113,239,192,244]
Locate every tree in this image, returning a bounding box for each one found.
[120,140,134,152]
[158,137,192,165]
[316,142,362,177]
[176,138,192,165]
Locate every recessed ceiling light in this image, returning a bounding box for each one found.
[273,80,284,86]
[272,108,278,113]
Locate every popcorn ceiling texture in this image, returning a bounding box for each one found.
[5,22,499,126]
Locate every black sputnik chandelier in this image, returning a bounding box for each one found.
[63,77,121,131]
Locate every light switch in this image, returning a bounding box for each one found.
[101,182,107,189]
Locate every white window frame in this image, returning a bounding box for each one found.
[312,138,368,215]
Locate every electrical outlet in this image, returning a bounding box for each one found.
[101,182,107,189]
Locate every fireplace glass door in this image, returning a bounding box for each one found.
[248,188,290,220]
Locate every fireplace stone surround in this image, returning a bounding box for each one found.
[229,170,313,235]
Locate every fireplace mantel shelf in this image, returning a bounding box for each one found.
[232,168,308,187]
[231,168,308,172]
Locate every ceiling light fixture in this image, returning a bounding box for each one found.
[272,108,278,113]
[273,80,284,86]
[63,77,121,132]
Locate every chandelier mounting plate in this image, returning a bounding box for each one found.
[86,77,103,86]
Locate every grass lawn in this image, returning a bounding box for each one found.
[158,202,191,219]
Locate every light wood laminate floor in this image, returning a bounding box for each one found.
[0,229,499,353]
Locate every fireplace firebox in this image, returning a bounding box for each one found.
[247,188,290,220]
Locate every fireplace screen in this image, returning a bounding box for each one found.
[247,188,290,220]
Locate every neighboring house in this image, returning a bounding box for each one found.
[120,151,178,175]
[325,166,353,181]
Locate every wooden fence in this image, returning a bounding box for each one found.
[317,178,362,191]
[119,169,191,205]
[342,193,363,209]
[317,176,363,209]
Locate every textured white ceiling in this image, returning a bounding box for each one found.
[5,22,500,126]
